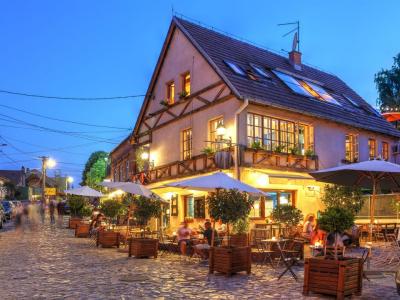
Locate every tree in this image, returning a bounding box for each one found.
[321,184,365,215]
[131,195,161,236]
[82,151,108,188]
[375,53,400,110]
[100,199,126,224]
[271,205,303,227]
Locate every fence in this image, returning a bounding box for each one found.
[356,193,400,220]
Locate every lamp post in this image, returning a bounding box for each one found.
[66,176,74,190]
[39,156,56,204]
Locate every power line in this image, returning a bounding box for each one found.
[0,123,130,134]
[0,89,147,101]
[0,103,132,130]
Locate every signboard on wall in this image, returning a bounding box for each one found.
[45,188,57,196]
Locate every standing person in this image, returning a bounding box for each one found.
[49,199,56,224]
[39,201,46,224]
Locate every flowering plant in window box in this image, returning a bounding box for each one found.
[305,149,317,159]
[289,146,301,156]
[250,141,262,150]
[201,147,215,156]
[178,90,188,99]
[159,99,169,107]
[274,144,286,153]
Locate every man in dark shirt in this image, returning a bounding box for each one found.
[193,221,218,260]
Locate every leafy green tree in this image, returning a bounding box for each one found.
[82,151,108,188]
[271,205,303,227]
[321,184,365,215]
[318,207,354,234]
[207,189,254,244]
[131,195,161,235]
[67,195,87,217]
[100,199,126,224]
[375,53,400,110]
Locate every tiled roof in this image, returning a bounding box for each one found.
[174,17,400,138]
[0,170,23,185]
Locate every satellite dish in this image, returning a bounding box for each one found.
[292,32,298,52]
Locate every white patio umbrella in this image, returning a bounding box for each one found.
[64,186,104,197]
[100,181,167,203]
[165,172,267,196]
[310,159,400,225]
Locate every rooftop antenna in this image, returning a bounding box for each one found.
[278,21,300,52]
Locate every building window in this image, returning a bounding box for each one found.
[125,160,130,180]
[368,139,377,159]
[167,81,175,104]
[184,195,205,219]
[181,128,192,160]
[345,134,358,162]
[224,60,245,76]
[249,191,295,219]
[382,142,389,160]
[182,72,191,96]
[113,169,117,181]
[247,113,313,154]
[209,117,224,151]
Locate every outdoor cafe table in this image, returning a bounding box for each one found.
[261,238,298,281]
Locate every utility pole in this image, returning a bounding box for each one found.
[39,156,56,204]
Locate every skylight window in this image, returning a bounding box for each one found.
[225,61,245,76]
[305,81,341,106]
[272,70,311,97]
[273,70,341,106]
[251,64,270,78]
[342,94,360,108]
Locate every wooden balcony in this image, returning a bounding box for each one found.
[134,147,318,184]
[242,148,318,172]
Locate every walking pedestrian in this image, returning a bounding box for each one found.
[49,199,56,224]
[39,201,46,224]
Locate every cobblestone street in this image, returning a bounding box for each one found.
[0,220,398,299]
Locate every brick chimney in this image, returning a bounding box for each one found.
[289,50,302,70]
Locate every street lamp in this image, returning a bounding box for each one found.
[39,156,56,204]
[66,176,74,190]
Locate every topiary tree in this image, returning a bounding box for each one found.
[207,189,254,246]
[100,199,126,225]
[321,184,365,215]
[131,195,162,236]
[270,205,303,227]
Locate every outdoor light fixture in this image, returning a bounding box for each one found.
[67,176,74,183]
[216,121,227,137]
[141,152,149,160]
[45,158,56,168]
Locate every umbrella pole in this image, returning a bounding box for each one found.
[370,178,377,242]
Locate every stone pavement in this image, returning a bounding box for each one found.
[0,220,398,299]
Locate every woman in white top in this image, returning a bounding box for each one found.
[302,215,315,241]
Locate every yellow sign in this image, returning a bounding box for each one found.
[45,188,56,196]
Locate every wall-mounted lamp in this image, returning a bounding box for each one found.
[216,122,232,147]
[141,152,149,160]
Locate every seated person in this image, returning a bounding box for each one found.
[89,213,105,235]
[193,221,218,260]
[310,222,326,245]
[177,221,192,255]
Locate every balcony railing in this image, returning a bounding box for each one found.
[133,147,318,184]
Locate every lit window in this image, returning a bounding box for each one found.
[273,70,341,106]
[382,142,389,160]
[181,128,192,160]
[368,139,376,159]
[247,113,313,154]
[345,134,358,162]
[184,195,205,219]
[182,73,191,95]
[209,117,224,151]
[167,81,175,104]
[225,60,245,76]
[272,70,312,97]
[249,196,262,218]
[305,81,341,105]
[251,65,271,78]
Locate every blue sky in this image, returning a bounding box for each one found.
[0,1,399,181]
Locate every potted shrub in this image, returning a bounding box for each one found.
[67,195,87,229]
[201,147,215,156]
[178,90,188,99]
[207,189,254,276]
[270,205,303,237]
[303,207,363,299]
[128,195,161,258]
[250,141,262,150]
[230,217,249,247]
[97,199,125,248]
[274,144,286,153]
[74,204,93,238]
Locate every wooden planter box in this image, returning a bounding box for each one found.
[229,234,248,247]
[96,231,120,248]
[75,223,90,238]
[209,246,251,276]
[303,257,363,300]
[68,218,82,229]
[128,238,158,258]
